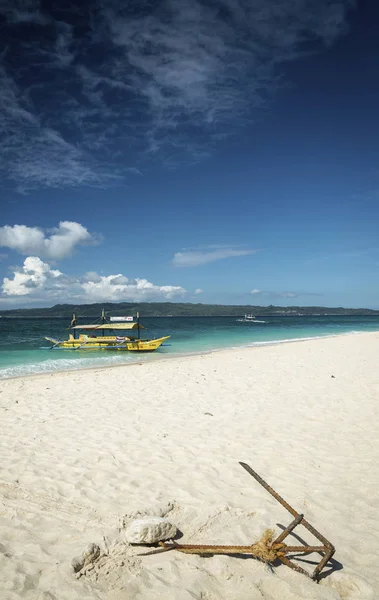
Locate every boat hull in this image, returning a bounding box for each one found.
[45,336,171,352]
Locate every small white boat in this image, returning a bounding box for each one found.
[236,314,267,323]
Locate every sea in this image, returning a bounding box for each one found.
[0,314,379,380]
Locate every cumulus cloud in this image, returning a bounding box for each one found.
[0,221,99,260]
[0,0,355,189]
[194,288,204,295]
[82,274,186,302]
[172,246,255,267]
[1,260,186,303]
[2,257,62,296]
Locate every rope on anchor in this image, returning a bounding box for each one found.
[157,529,286,563]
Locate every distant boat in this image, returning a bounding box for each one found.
[44,310,170,352]
[236,314,267,323]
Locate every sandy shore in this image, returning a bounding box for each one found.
[1,332,378,600]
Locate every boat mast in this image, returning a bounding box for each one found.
[101,309,106,336]
[137,311,140,339]
[70,313,77,339]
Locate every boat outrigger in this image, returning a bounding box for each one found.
[45,311,170,352]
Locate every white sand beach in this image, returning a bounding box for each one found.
[1,332,379,600]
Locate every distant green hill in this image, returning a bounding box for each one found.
[1,302,378,318]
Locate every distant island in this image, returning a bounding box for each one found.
[1,302,379,318]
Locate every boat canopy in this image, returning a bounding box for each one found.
[71,323,145,330]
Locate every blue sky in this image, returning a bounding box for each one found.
[1,0,378,309]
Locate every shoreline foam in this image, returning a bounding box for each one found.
[0,328,377,382]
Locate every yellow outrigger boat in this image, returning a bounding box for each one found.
[45,311,170,352]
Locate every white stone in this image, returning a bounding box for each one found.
[124,517,177,544]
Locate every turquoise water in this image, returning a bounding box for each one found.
[0,315,379,379]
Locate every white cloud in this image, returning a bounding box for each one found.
[279,291,298,298]
[1,260,186,303]
[83,271,103,283]
[0,65,115,191]
[54,22,75,68]
[172,247,255,267]
[194,288,204,295]
[82,275,186,302]
[2,257,62,296]
[0,0,49,24]
[0,0,354,189]
[106,0,353,144]
[250,289,322,299]
[0,221,99,260]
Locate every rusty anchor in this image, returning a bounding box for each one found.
[142,462,335,581]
